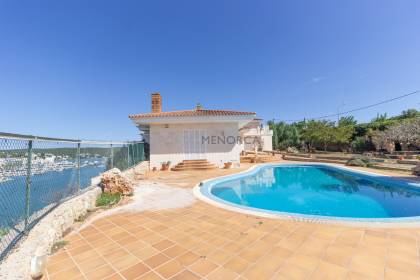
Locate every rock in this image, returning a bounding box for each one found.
[413,164,420,176]
[346,156,372,167]
[286,147,299,154]
[100,168,134,195]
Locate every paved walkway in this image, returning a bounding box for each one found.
[45,162,420,280]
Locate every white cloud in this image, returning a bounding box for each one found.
[310,76,326,83]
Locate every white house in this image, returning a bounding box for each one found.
[129,93,273,170]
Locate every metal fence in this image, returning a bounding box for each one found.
[0,132,147,261]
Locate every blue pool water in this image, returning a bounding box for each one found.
[205,165,420,219]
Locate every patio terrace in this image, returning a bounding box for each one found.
[45,162,420,280]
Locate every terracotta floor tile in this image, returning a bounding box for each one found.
[47,257,76,275]
[169,269,200,280]
[142,234,165,245]
[207,266,239,280]
[131,246,160,260]
[385,267,420,280]
[323,244,355,267]
[254,254,285,274]
[223,256,249,274]
[238,248,263,262]
[350,258,384,279]
[221,242,243,254]
[70,275,86,280]
[310,261,348,280]
[84,265,116,280]
[162,245,187,258]
[207,249,232,264]
[189,258,219,277]
[95,243,122,256]
[155,260,184,278]
[269,246,293,259]
[68,244,94,256]
[350,254,385,278]
[115,235,138,246]
[176,251,200,266]
[136,271,163,280]
[287,254,320,272]
[386,257,420,277]
[111,231,132,241]
[346,271,377,280]
[120,262,150,280]
[49,266,82,280]
[277,238,305,251]
[242,264,273,280]
[275,263,311,280]
[106,249,132,263]
[111,254,141,271]
[78,257,108,273]
[352,252,385,268]
[103,273,125,280]
[152,239,175,251]
[48,251,71,264]
[144,253,171,269]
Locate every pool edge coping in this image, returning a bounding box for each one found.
[192,162,420,228]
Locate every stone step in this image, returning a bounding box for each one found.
[171,165,217,171]
[172,159,217,171]
[177,162,216,167]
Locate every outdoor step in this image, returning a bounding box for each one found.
[172,166,217,171]
[178,162,216,167]
[172,159,217,171]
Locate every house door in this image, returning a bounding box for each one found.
[183,129,207,160]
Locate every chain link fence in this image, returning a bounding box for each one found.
[0,132,147,261]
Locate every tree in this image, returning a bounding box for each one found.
[385,118,420,148]
[270,109,418,153]
[334,118,356,148]
[397,109,419,120]
[301,120,335,151]
[269,121,301,150]
[338,116,357,127]
[371,130,389,151]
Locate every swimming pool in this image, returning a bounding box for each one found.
[198,164,420,221]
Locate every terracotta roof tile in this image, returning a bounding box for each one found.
[129,109,256,119]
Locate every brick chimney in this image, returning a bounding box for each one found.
[151,93,162,113]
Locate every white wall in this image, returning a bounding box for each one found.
[149,122,241,170]
[239,125,273,151]
[261,134,273,151]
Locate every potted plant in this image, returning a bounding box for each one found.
[224,162,232,169]
[161,162,168,171]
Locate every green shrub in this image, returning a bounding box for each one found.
[74,212,89,223]
[351,137,375,152]
[51,240,69,253]
[96,193,121,207]
[0,227,9,240]
[346,156,372,167]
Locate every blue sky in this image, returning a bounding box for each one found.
[0,0,419,140]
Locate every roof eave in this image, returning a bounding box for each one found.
[130,114,256,125]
